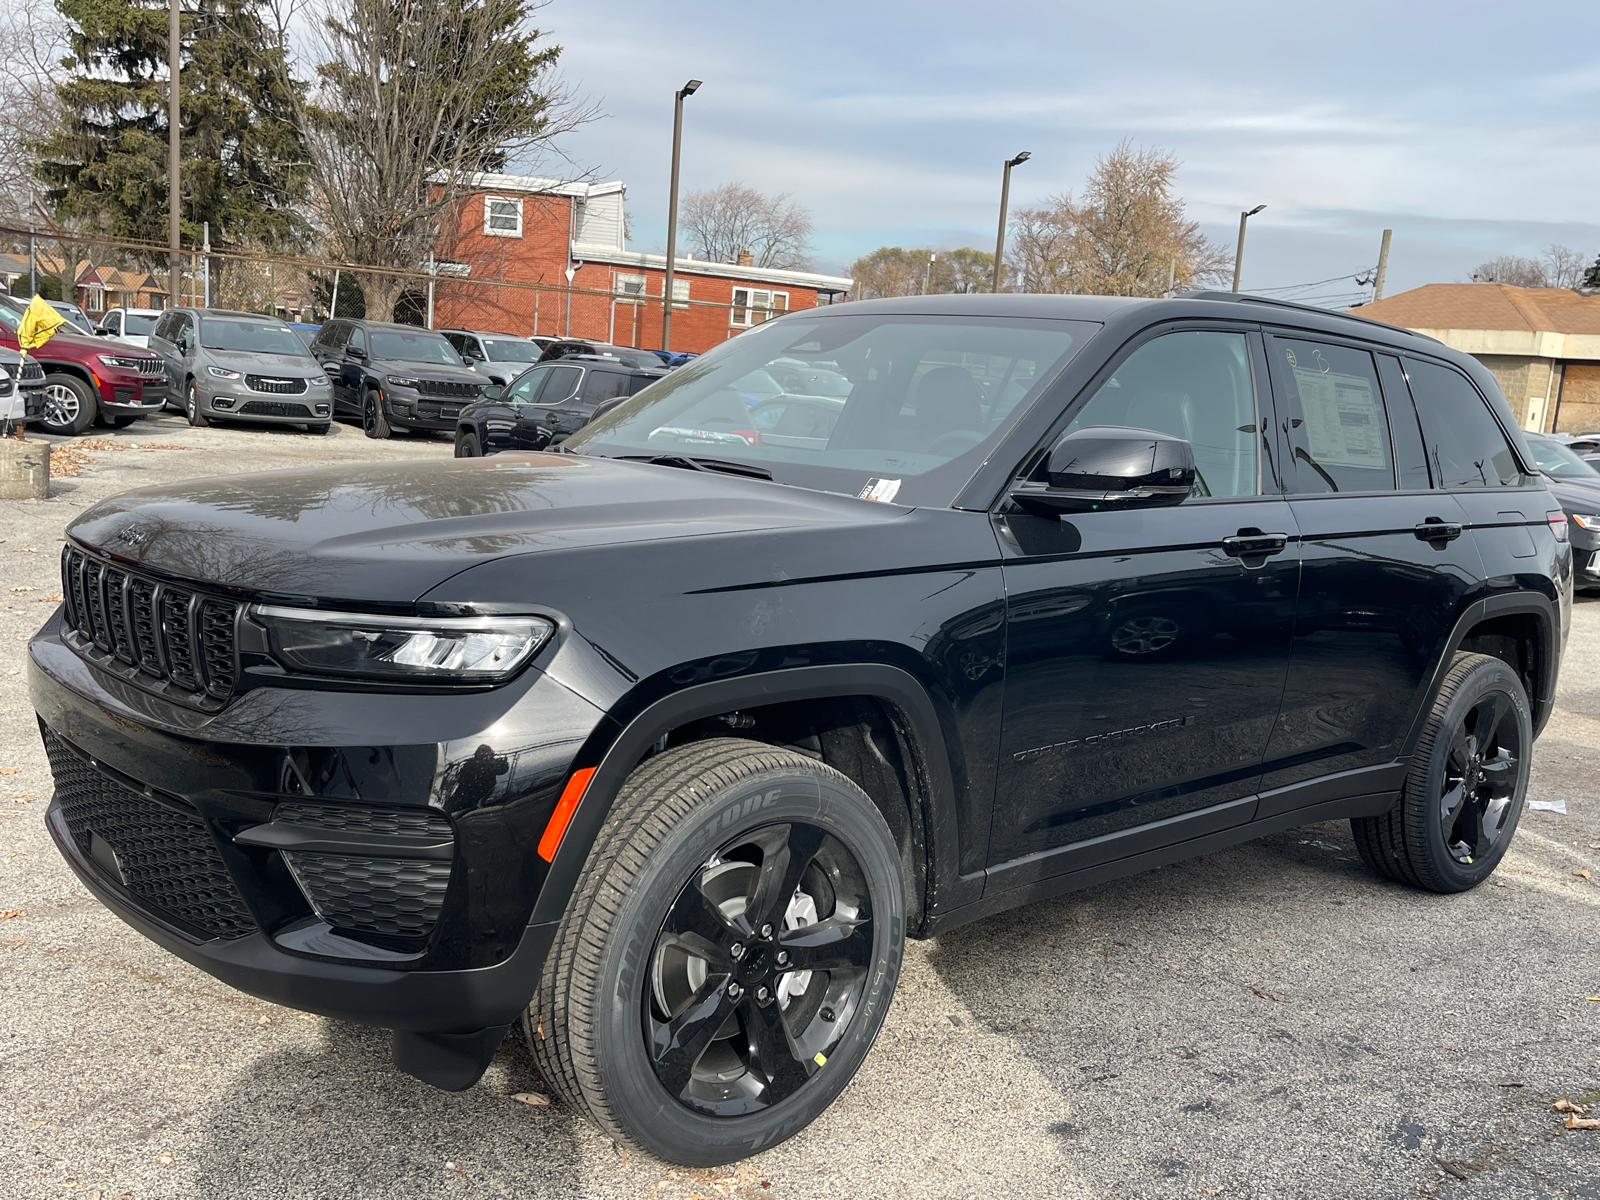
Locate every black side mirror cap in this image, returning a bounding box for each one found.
[1010,425,1196,515]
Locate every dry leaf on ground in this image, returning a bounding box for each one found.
[0,768,17,775]
[157,1150,175,1165]
[1553,1098,1588,1113]
[510,1092,550,1106]
[1575,870,1593,880]
[1567,1115,1600,1130]
[0,909,22,920]
[1249,986,1289,1002]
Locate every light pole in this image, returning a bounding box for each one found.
[168,0,181,309]
[1231,204,1265,293]
[923,253,937,295]
[991,151,1030,293]
[661,78,701,352]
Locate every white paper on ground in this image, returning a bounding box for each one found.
[1528,800,1567,814]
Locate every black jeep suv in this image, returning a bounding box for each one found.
[29,293,1572,1166]
[453,354,666,455]
[309,319,488,438]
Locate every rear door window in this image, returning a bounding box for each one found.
[1403,359,1524,488]
[538,365,583,405]
[1267,336,1394,493]
[580,369,632,408]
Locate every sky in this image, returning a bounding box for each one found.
[522,0,1600,304]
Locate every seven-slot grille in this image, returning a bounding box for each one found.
[245,375,308,395]
[238,400,312,417]
[418,380,479,398]
[60,545,239,704]
[20,360,43,381]
[43,727,256,940]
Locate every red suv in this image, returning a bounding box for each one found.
[0,295,168,435]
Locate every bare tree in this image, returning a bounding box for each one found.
[272,0,593,321]
[1543,244,1589,289]
[1473,254,1547,287]
[0,7,65,230]
[1006,142,1230,296]
[680,183,812,271]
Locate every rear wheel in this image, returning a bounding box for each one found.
[40,374,96,436]
[529,739,904,1167]
[362,387,391,439]
[1353,652,1530,893]
[454,429,483,457]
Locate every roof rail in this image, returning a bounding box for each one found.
[1178,290,1435,342]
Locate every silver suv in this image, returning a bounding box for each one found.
[149,308,335,433]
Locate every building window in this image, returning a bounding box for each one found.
[484,195,523,238]
[616,273,646,303]
[671,278,689,310]
[730,288,788,328]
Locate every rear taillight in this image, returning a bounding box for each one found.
[730,429,761,446]
[1548,510,1569,542]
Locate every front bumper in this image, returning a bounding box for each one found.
[29,606,605,1071]
[203,378,333,424]
[1,383,44,423]
[384,390,478,432]
[96,371,168,415]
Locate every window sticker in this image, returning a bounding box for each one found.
[858,477,902,503]
[1288,348,1385,470]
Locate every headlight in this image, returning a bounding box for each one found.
[251,605,553,682]
[96,353,146,369]
[208,366,241,379]
[1574,514,1600,531]
[387,376,421,389]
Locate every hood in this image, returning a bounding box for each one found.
[209,349,318,372]
[380,358,481,380]
[1547,477,1600,514]
[65,453,907,605]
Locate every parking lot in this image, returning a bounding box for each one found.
[1,415,1597,1200]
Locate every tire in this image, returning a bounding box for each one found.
[1352,652,1531,893]
[362,387,391,439]
[185,380,209,428]
[529,738,905,1167]
[455,429,483,457]
[39,373,96,436]
[307,423,333,436]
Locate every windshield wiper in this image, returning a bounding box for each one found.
[617,454,773,481]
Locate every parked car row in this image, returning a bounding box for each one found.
[0,294,168,434]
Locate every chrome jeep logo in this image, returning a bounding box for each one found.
[115,524,151,548]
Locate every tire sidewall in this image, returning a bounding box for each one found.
[590,770,904,1166]
[455,430,481,457]
[186,380,208,427]
[1412,657,1532,888]
[41,374,95,436]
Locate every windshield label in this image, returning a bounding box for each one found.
[858,477,902,503]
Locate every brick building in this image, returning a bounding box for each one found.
[429,173,853,354]
[1357,283,1600,434]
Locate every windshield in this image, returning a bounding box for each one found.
[484,339,544,363]
[201,318,309,356]
[123,313,159,335]
[565,313,1094,506]
[370,330,463,365]
[1530,437,1600,482]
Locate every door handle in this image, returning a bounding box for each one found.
[1414,518,1463,544]
[1222,529,1288,560]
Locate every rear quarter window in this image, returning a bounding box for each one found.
[1404,358,1525,488]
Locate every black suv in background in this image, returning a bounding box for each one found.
[453,354,666,455]
[309,319,488,438]
[536,339,665,369]
[1525,432,1600,590]
[30,292,1570,1167]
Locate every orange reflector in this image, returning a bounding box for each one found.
[537,767,596,862]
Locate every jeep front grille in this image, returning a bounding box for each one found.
[61,546,240,706]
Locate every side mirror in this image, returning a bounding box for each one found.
[1010,426,1195,515]
[348,345,367,360]
[482,385,503,401]
[96,327,112,337]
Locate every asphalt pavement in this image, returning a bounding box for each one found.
[1,414,1597,1200]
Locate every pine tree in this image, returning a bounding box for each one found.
[1583,253,1600,292]
[34,0,306,258]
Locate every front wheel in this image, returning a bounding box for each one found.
[529,739,905,1166]
[40,374,96,436]
[1352,652,1531,893]
[185,380,209,427]
[362,388,391,439]
[454,429,483,457]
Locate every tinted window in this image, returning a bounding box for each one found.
[368,329,462,364]
[483,339,544,363]
[1062,330,1259,498]
[1526,435,1600,482]
[348,326,366,354]
[152,313,175,342]
[1405,359,1523,488]
[581,370,632,407]
[1270,337,1393,493]
[442,332,467,353]
[538,365,583,404]
[171,314,194,348]
[1377,356,1431,489]
[505,366,548,403]
[124,313,159,335]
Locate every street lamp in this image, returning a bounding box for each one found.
[661,78,702,352]
[1231,204,1266,293]
[992,151,1031,293]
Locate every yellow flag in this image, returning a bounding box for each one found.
[17,295,67,352]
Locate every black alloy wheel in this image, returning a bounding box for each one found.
[528,739,904,1166]
[455,429,482,457]
[645,820,875,1118]
[186,380,208,427]
[1110,614,1181,657]
[363,387,390,439]
[1353,652,1531,892]
[40,373,96,436]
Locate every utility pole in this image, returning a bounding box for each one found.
[330,268,340,321]
[924,253,937,295]
[202,221,210,306]
[661,78,701,352]
[1231,204,1266,293]
[28,187,36,296]
[1372,229,1393,302]
[167,0,181,310]
[992,151,1031,293]
[426,251,435,329]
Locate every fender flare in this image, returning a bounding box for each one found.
[1402,591,1558,754]
[530,663,975,928]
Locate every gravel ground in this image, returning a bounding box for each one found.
[1,413,1597,1200]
